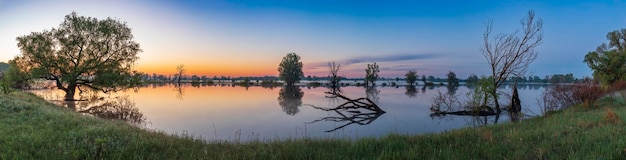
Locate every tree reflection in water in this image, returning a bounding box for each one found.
[308,91,385,132]
[405,86,417,97]
[278,85,304,116]
[65,95,146,126]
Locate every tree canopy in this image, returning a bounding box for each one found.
[584,29,626,85]
[446,71,459,86]
[405,70,417,86]
[365,62,379,86]
[278,53,303,86]
[15,12,142,100]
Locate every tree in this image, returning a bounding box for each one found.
[447,71,459,86]
[278,53,304,86]
[480,10,543,112]
[328,61,341,87]
[365,62,379,86]
[405,70,417,86]
[15,12,142,100]
[466,74,479,84]
[2,59,30,89]
[584,29,626,85]
[175,64,185,83]
[421,75,427,84]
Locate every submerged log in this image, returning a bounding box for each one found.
[430,105,497,117]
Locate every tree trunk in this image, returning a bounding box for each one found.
[493,90,501,113]
[64,83,77,101]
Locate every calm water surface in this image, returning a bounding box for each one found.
[33,83,548,142]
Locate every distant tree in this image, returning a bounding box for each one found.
[328,61,341,87]
[421,75,427,84]
[278,53,304,86]
[466,74,479,84]
[15,12,142,100]
[175,65,185,83]
[405,70,417,86]
[365,62,380,86]
[584,29,626,85]
[447,71,459,86]
[480,10,543,112]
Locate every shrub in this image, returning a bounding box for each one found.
[540,81,606,111]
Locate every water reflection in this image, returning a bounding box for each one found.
[405,86,417,97]
[308,91,386,132]
[278,86,304,115]
[58,95,146,126]
[174,83,185,100]
[446,85,458,95]
[365,87,380,104]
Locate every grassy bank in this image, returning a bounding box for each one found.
[1,91,626,159]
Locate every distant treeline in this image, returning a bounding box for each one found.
[138,72,579,84]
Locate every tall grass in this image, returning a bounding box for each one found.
[1,90,626,159]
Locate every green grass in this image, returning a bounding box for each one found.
[2,91,626,159]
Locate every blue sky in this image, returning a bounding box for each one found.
[1,0,625,78]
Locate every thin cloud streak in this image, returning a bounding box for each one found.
[306,53,441,70]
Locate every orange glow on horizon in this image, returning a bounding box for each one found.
[135,62,280,77]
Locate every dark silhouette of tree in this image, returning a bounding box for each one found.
[365,62,379,86]
[278,85,303,115]
[278,53,304,86]
[15,12,142,100]
[584,29,626,85]
[446,71,459,86]
[328,61,341,87]
[175,64,186,83]
[480,10,543,112]
[466,74,479,84]
[405,70,417,86]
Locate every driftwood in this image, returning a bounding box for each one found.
[429,105,497,117]
[320,92,385,113]
[307,92,385,132]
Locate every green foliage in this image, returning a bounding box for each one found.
[2,60,30,89]
[0,81,9,94]
[404,70,417,86]
[15,12,141,100]
[584,29,626,85]
[466,76,496,108]
[278,53,304,86]
[446,71,459,86]
[365,62,379,86]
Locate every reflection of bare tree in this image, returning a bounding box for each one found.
[308,92,385,132]
[174,83,185,100]
[405,86,417,97]
[278,86,304,115]
[365,87,379,104]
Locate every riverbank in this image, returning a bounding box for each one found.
[1,91,625,159]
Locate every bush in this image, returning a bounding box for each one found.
[541,81,606,110]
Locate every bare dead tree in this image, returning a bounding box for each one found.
[480,10,543,112]
[307,91,385,132]
[328,61,341,88]
[175,64,186,84]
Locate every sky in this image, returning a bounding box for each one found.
[1,0,625,78]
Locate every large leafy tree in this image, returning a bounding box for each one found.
[446,71,459,86]
[584,29,626,85]
[15,12,142,100]
[365,62,379,86]
[278,53,304,86]
[405,70,417,86]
